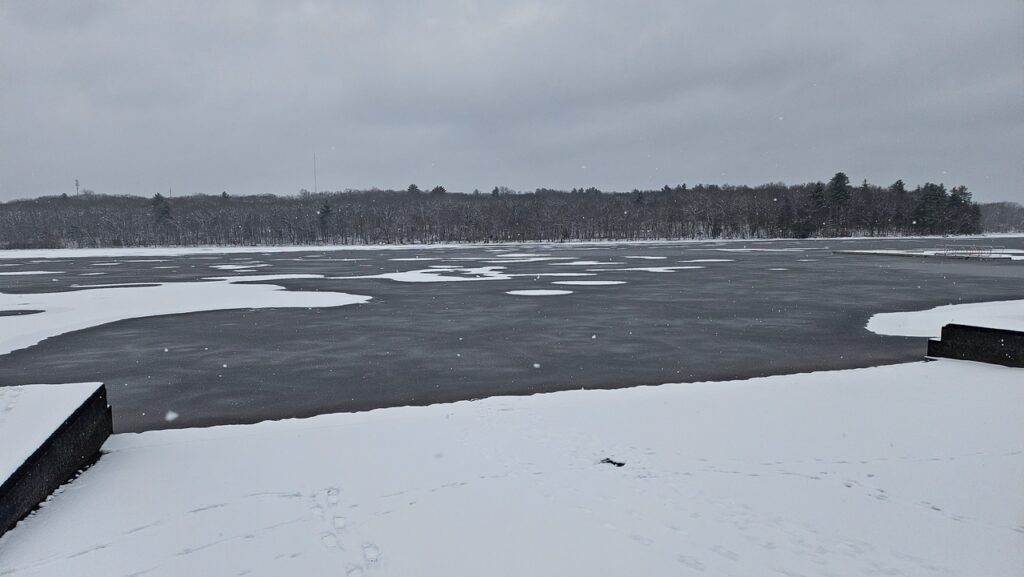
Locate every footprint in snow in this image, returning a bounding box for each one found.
[677,555,706,571]
[363,543,381,564]
[321,532,339,548]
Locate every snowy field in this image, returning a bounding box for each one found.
[1,237,1023,431]
[0,359,1021,576]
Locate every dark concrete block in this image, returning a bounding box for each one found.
[0,385,112,538]
[926,324,1024,368]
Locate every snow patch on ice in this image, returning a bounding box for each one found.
[0,277,370,356]
[333,266,511,283]
[209,264,270,270]
[588,266,704,273]
[508,273,596,278]
[202,274,325,283]
[506,290,574,296]
[715,248,807,252]
[551,280,627,286]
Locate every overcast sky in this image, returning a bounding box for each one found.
[1,1,1021,203]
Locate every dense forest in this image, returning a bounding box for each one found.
[0,173,1014,249]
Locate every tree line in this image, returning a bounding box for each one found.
[0,173,1011,249]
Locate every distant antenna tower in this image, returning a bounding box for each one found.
[313,152,318,195]
[75,179,79,196]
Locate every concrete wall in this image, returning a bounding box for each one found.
[927,324,1024,368]
[0,385,112,538]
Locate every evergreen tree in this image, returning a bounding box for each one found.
[827,172,851,233]
[151,193,172,222]
[913,183,948,234]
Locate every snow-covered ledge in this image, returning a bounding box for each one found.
[0,383,111,538]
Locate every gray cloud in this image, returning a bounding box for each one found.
[1,0,1021,202]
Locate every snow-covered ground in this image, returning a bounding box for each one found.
[1,360,1021,577]
[868,299,1024,337]
[836,248,1024,261]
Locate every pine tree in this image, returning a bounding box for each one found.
[151,193,172,222]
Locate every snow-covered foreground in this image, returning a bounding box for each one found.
[0,276,370,356]
[867,299,1024,337]
[1,360,1021,576]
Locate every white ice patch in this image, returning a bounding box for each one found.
[202,274,325,283]
[333,266,511,283]
[768,268,789,271]
[0,277,370,356]
[508,273,596,278]
[506,290,573,296]
[867,299,1024,337]
[587,266,704,273]
[551,280,627,286]
[552,260,626,266]
[481,257,571,263]
[623,256,667,260]
[209,264,270,270]
[388,257,442,262]
[714,248,807,252]
[69,283,161,289]
[0,271,65,276]
[681,259,735,263]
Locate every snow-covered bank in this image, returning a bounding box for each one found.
[836,248,1024,261]
[867,299,1024,337]
[2,233,1023,259]
[1,360,1021,576]
[0,276,370,356]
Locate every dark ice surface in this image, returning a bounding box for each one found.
[1,237,1022,432]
